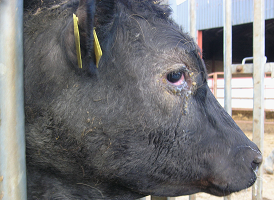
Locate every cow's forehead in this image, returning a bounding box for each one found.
[110,15,206,80]
[122,14,197,54]
[129,23,204,73]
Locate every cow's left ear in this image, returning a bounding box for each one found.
[64,0,106,75]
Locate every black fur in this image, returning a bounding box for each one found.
[24,0,262,199]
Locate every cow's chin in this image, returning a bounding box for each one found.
[200,172,257,196]
[145,172,257,197]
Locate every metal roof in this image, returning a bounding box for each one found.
[170,0,274,31]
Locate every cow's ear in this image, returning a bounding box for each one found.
[75,0,98,75]
[64,0,102,75]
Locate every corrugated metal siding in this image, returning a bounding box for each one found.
[266,0,274,19]
[231,0,253,25]
[172,0,274,31]
[176,1,189,31]
[197,0,223,30]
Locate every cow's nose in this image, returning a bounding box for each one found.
[251,154,263,172]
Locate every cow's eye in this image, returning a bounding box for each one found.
[167,70,185,86]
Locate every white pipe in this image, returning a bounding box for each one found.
[252,0,265,199]
[0,0,27,199]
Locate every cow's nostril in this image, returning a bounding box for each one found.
[251,154,263,171]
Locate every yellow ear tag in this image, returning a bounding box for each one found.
[73,13,82,69]
[93,28,102,68]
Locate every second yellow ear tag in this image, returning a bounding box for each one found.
[93,28,102,68]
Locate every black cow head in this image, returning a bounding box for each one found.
[24,0,262,199]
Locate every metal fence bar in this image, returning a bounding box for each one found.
[223,0,232,199]
[138,196,151,200]
[189,195,196,200]
[252,0,265,199]
[189,0,197,42]
[230,62,274,74]
[0,0,27,200]
[213,73,218,98]
[223,0,232,116]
